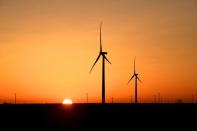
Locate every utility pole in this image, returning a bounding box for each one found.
[154,95,157,103]
[192,94,194,103]
[160,96,163,104]
[15,93,16,104]
[195,93,197,103]
[111,97,114,103]
[158,93,160,104]
[86,93,88,103]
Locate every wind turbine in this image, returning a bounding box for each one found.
[127,57,141,104]
[90,22,111,104]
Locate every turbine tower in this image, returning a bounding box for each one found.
[90,22,111,104]
[127,57,141,104]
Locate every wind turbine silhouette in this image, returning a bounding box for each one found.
[127,57,141,104]
[90,22,111,104]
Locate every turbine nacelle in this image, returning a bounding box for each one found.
[101,52,108,55]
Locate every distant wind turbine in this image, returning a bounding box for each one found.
[127,57,142,104]
[90,22,111,104]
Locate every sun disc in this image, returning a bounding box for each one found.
[63,99,73,104]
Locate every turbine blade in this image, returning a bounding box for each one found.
[127,75,135,84]
[104,56,111,64]
[90,54,101,73]
[100,22,103,52]
[137,76,142,83]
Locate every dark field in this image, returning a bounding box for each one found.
[0,104,197,130]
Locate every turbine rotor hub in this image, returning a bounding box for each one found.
[101,52,108,55]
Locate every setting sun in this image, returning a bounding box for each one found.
[63,99,73,105]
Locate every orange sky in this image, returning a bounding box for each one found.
[0,0,197,103]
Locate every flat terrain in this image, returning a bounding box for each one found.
[0,104,197,130]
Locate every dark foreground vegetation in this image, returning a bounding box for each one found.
[0,104,197,130]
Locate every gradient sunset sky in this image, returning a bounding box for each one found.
[0,0,197,103]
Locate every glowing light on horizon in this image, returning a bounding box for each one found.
[63,99,73,105]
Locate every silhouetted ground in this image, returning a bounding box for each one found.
[0,104,197,130]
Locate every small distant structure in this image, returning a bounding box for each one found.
[191,93,197,103]
[196,93,197,102]
[158,93,161,104]
[192,94,194,103]
[3,102,11,104]
[15,93,16,104]
[176,99,183,104]
[111,97,114,103]
[160,96,163,103]
[153,95,157,103]
[86,93,88,103]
